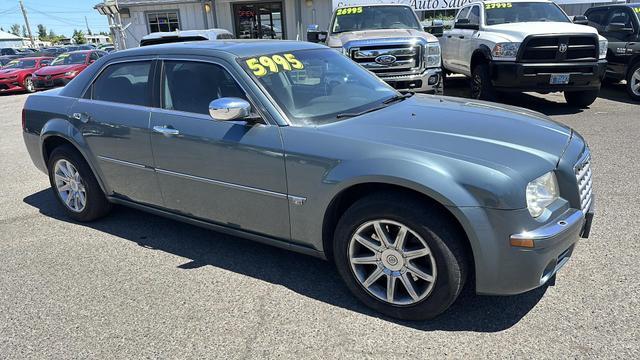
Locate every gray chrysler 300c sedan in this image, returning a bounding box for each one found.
[22,40,594,320]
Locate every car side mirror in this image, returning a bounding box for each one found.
[307,24,328,43]
[209,97,252,121]
[572,15,588,26]
[605,22,634,33]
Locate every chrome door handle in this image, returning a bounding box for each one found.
[71,112,90,123]
[153,125,179,136]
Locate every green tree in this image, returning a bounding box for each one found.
[37,24,46,39]
[72,29,86,44]
[10,24,20,36]
[48,29,56,39]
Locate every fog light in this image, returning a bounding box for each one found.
[428,75,438,85]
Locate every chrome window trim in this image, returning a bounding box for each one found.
[156,56,281,126]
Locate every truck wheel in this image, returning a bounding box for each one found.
[471,63,496,101]
[333,193,468,320]
[47,144,112,222]
[626,62,640,101]
[564,89,599,108]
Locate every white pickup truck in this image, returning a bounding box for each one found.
[439,0,608,107]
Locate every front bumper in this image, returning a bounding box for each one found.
[0,79,24,93]
[455,200,594,296]
[490,60,607,92]
[32,76,72,89]
[379,67,443,94]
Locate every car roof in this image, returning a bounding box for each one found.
[14,56,52,60]
[113,39,325,59]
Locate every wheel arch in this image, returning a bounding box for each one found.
[470,46,492,72]
[321,182,476,279]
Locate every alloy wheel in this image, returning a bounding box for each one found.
[25,76,34,92]
[471,74,482,99]
[631,68,640,96]
[348,219,437,306]
[54,159,87,212]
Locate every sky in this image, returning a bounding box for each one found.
[0,0,110,37]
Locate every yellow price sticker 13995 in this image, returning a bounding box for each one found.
[245,54,304,77]
[485,3,512,9]
[336,7,363,16]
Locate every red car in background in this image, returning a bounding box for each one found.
[0,57,53,93]
[32,50,105,90]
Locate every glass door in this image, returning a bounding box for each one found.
[233,2,284,40]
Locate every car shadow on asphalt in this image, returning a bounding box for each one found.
[24,188,547,333]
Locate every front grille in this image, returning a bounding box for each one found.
[575,158,593,213]
[349,45,423,76]
[519,35,598,63]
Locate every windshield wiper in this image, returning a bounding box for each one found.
[382,92,414,104]
[336,105,388,119]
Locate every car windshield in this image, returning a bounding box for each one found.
[484,2,570,25]
[51,53,86,66]
[331,6,421,33]
[2,59,37,69]
[239,48,398,125]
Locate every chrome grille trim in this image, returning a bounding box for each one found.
[344,37,427,77]
[575,156,593,213]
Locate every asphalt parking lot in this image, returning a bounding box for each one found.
[1,81,639,359]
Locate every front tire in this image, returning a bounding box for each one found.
[626,62,640,101]
[47,144,111,222]
[564,89,599,108]
[471,62,497,101]
[23,75,35,93]
[333,193,468,320]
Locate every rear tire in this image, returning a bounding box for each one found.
[625,62,640,101]
[47,144,111,222]
[564,89,599,108]
[471,62,497,101]
[333,193,468,320]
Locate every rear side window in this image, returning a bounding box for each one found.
[91,61,152,107]
[161,60,246,115]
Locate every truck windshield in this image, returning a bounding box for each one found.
[331,6,421,33]
[484,2,570,25]
[239,48,398,125]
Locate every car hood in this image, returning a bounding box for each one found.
[327,29,438,48]
[485,22,600,42]
[0,68,26,76]
[35,64,84,75]
[321,95,572,184]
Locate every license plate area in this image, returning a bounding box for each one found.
[550,73,570,85]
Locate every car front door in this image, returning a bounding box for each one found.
[446,6,471,73]
[458,5,481,75]
[69,59,164,206]
[599,8,637,78]
[149,58,290,240]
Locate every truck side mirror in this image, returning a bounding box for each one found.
[605,22,634,34]
[307,24,328,43]
[572,15,588,26]
[454,18,479,30]
[424,20,444,37]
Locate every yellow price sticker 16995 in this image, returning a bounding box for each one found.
[245,54,304,77]
[336,7,363,16]
[485,3,512,9]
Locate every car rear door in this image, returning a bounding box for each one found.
[69,58,164,206]
[148,57,290,240]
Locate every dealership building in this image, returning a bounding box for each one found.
[96,0,640,49]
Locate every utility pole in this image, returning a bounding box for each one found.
[18,0,35,48]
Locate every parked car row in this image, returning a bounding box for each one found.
[0,50,106,94]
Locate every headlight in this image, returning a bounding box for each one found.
[598,39,608,59]
[526,172,559,218]
[492,42,520,59]
[425,42,441,68]
[64,71,78,77]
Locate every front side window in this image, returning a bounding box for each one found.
[586,8,609,32]
[147,11,180,33]
[484,2,570,25]
[91,61,152,107]
[468,6,481,25]
[51,53,87,66]
[331,6,421,33]
[240,48,397,125]
[162,61,246,115]
[2,59,37,69]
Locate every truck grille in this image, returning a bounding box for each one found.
[349,45,423,76]
[519,35,598,63]
[575,158,593,213]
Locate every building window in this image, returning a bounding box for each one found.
[233,2,284,39]
[147,11,180,33]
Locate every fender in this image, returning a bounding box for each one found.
[40,118,111,195]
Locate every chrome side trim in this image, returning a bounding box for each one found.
[510,208,584,242]
[97,155,154,171]
[155,168,288,199]
[287,195,306,206]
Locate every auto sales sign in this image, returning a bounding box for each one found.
[332,0,480,11]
